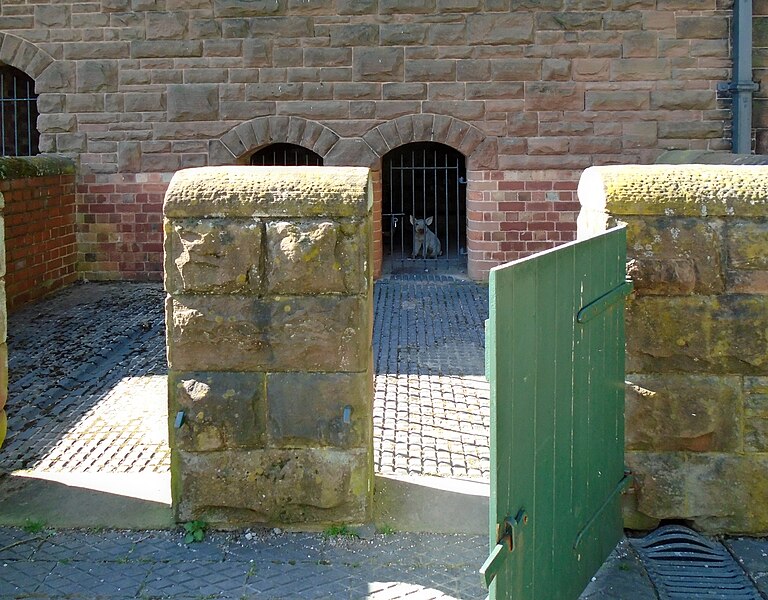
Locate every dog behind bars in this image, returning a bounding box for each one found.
[410,215,442,258]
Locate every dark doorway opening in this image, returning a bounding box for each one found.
[382,142,467,275]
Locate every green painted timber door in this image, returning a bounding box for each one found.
[481,226,632,600]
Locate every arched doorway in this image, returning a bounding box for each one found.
[249,143,323,166]
[382,142,467,274]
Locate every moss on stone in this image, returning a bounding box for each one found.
[0,155,75,180]
[579,165,768,218]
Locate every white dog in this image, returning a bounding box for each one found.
[410,215,442,258]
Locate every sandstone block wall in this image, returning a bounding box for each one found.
[164,166,373,527]
[579,164,768,534]
[0,156,77,311]
[0,0,733,281]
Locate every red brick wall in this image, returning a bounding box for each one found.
[76,173,167,281]
[2,173,77,311]
[467,169,581,279]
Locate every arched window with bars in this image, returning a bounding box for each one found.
[0,65,39,157]
[249,143,322,166]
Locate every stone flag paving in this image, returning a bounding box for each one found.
[0,526,489,599]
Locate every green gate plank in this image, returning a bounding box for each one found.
[485,226,629,600]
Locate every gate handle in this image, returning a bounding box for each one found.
[480,509,528,589]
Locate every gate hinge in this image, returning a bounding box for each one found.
[479,509,528,589]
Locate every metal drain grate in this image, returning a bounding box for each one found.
[631,525,762,599]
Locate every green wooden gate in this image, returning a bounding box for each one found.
[481,226,632,599]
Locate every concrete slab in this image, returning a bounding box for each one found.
[374,473,488,535]
[0,472,173,529]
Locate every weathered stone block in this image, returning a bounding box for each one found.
[650,90,716,110]
[337,0,376,13]
[536,12,603,31]
[611,58,670,81]
[626,295,768,375]
[267,372,370,448]
[726,221,768,271]
[165,218,264,294]
[354,47,404,82]
[164,167,371,219]
[170,371,267,451]
[525,82,584,110]
[491,59,542,81]
[174,448,370,524]
[213,0,284,17]
[659,121,723,139]
[76,60,118,93]
[625,452,768,533]
[38,114,77,134]
[131,41,203,59]
[36,62,76,93]
[146,12,187,39]
[622,31,658,57]
[330,24,379,47]
[625,374,742,452]
[466,13,534,45]
[35,5,70,28]
[117,141,141,172]
[624,216,724,294]
[379,0,435,13]
[586,91,649,110]
[167,295,370,372]
[265,220,358,294]
[167,84,219,122]
[676,16,728,39]
[249,17,312,37]
[380,24,428,46]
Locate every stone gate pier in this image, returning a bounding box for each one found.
[163,166,373,527]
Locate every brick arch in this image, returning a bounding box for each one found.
[362,114,487,163]
[215,116,341,165]
[0,33,55,81]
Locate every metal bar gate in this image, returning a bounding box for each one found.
[482,226,632,599]
[382,142,466,273]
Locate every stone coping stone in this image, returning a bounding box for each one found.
[579,164,768,217]
[0,154,75,181]
[164,166,372,218]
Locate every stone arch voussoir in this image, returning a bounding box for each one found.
[0,33,55,82]
[216,116,341,165]
[363,114,487,161]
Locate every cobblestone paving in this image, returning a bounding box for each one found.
[0,526,488,599]
[1,282,169,476]
[373,275,490,480]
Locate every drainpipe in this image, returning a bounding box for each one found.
[731,0,758,154]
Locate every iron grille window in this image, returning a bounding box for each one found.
[250,143,323,166]
[382,142,467,264]
[0,66,39,157]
